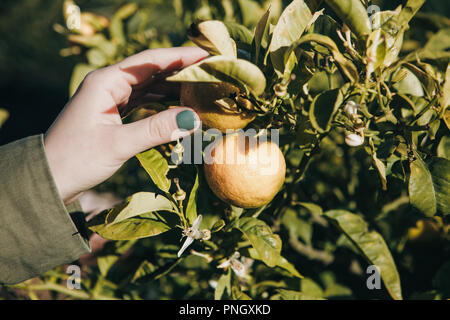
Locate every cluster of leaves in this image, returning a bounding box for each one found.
[6,0,449,300]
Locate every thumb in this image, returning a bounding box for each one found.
[116,107,200,160]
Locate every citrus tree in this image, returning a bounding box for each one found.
[8,0,449,300]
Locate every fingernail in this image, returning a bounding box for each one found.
[176,110,197,131]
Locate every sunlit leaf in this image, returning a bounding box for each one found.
[166,55,266,96]
[409,155,450,216]
[236,217,282,267]
[136,149,171,193]
[223,21,253,50]
[105,192,175,224]
[324,0,371,38]
[188,20,236,58]
[185,170,199,225]
[87,209,177,241]
[269,0,312,75]
[324,210,403,300]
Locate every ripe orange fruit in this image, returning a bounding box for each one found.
[180,82,255,133]
[204,132,286,208]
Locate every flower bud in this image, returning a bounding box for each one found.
[345,133,364,147]
[344,100,358,118]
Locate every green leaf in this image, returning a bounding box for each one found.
[136,149,171,193]
[185,171,199,225]
[441,64,450,110]
[409,156,450,216]
[87,210,176,241]
[215,270,231,300]
[110,3,138,46]
[237,0,263,27]
[309,88,344,133]
[105,192,175,224]
[166,55,266,96]
[293,34,359,82]
[366,29,387,73]
[324,0,371,38]
[275,256,303,278]
[277,289,325,300]
[67,34,116,57]
[86,48,108,67]
[324,210,403,300]
[301,277,324,298]
[437,136,450,160]
[371,10,403,67]
[396,0,426,34]
[393,68,424,97]
[252,8,271,64]
[281,208,312,245]
[236,217,282,267]
[248,248,303,278]
[269,0,312,75]
[97,255,119,276]
[69,63,97,97]
[223,21,253,48]
[86,192,177,240]
[211,219,226,233]
[188,21,236,58]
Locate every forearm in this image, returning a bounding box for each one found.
[0,135,90,285]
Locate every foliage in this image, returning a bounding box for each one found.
[5,0,450,300]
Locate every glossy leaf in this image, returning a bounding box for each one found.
[309,88,344,133]
[185,171,199,225]
[214,270,231,300]
[105,192,175,224]
[136,149,171,193]
[293,34,359,82]
[252,8,270,64]
[248,248,303,278]
[324,210,403,300]
[324,0,371,38]
[396,0,426,34]
[223,21,253,48]
[236,217,282,267]
[87,210,176,241]
[409,156,450,216]
[188,21,236,58]
[371,10,403,67]
[166,55,266,96]
[393,68,424,97]
[269,0,312,75]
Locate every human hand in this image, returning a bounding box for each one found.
[44,47,207,204]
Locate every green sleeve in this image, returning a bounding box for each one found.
[0,135,91,285]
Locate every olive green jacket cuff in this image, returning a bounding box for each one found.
[0,135,91,285]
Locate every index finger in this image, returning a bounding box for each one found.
[117,47,208,86]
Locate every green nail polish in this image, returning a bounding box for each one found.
[176,110,197,130]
